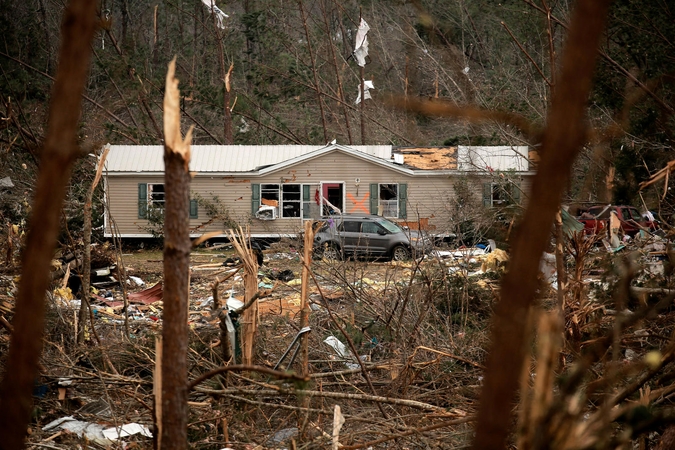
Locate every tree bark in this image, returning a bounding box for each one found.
[0,0,97,448]
[299,0,329,143]
[471,1,613,448]
[78,146,109,343]
[160,58,193,450]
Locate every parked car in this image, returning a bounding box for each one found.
[577,205,658,237]
[313,214,432,261]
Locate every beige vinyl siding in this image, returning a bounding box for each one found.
[105,175,164,237]
[105,150,532,238]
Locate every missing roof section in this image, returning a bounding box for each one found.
[393,146,458,170]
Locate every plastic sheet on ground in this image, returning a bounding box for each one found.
[43,416,152,443]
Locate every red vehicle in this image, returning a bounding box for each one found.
[577,205,657,237]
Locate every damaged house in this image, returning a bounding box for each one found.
[102,142,534,239]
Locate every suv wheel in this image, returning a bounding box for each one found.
[322,243,343,261]
[391,245,411,261]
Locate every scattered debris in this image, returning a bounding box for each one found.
[128,282,163,304]
[42,416,152,444]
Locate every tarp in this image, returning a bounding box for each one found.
[561,208,584,237]
[354,18,370,67]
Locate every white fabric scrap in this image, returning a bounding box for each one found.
[43,416,152,443]
[355,80,374,104]
[42,417,108,444]
[201,0,229,29]
[354,18,370,67]
[103,423,153,440]
[324,336,359,369]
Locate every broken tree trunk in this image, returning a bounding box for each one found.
[78,146,109,343]
[471,1,612,449]
[160,58,194,450]
[300,220,315,377]
[0,0,97,448]
[227,228,258,366]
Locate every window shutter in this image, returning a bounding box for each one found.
[511,182,521,205]
[482,183,492,207]
[302,185,310,218]
[398,183,407,219]
[251,183,260,214]
[189,199,198,219]
[369,183,378,214]
[138,183,147,219]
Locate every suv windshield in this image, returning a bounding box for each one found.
[377,218,403,234]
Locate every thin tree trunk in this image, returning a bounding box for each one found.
[299,220,314,377]
[360,66,365,144]
[299,0,329,143]
[78,146,109,343]
[554,210,566,314]
[321,0,352,144]
[160,58,193,450]
[471,1,612,448]
[210,5,233,144]
[358,8,365,145]
[224,64,234,144]
[0,0,97,448]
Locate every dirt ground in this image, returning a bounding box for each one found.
[4,233,674,449]
[0,239,489,449]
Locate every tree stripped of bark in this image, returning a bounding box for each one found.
[78,146,110,343]
[0,0,98,448]
[159,57,194,450]
[471,1,613,448]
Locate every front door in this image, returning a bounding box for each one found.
[320,182,344,215]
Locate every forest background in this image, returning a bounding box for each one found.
[1,0,674,230]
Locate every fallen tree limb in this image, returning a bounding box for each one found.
[194,387,449,411]
[188,364,310,390]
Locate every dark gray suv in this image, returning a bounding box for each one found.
[313,214,432,261]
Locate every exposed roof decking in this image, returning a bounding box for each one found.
[104,144,393,173]
[395,147,458,170]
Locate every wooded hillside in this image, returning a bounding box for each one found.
[1,0,673,219]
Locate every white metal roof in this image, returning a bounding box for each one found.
[104,144,393,173]
[457,146,530,172]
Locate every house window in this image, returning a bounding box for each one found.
[282,184,301,217]
[379,184,398,218]
[483,181,521,207]
[259,184,302,218]
[148,184,165,209]
[369,183,407,219]
[138,183,198,219]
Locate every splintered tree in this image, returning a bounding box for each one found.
[159,58,194,449]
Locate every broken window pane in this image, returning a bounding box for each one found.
[261,184,280,216]
[379,184,398,217]
[491,183,507,206]
[148,184,165,209]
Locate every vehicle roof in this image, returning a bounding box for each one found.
[321,214,386,220]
